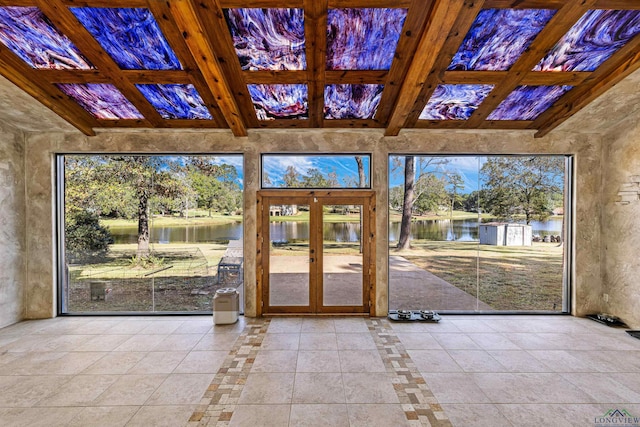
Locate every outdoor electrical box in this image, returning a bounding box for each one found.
[213,287,239,325]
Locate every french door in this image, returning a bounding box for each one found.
[257,191,375,315]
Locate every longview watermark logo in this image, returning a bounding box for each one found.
[595,409,640,427]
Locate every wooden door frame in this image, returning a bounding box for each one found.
[257,190,376,316]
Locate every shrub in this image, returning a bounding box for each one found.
[65,211,113,263]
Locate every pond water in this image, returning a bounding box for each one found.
[109,218,563,244]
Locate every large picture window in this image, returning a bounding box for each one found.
[388,155,571,313]
[261,154,370,189]
[57,155,244,314]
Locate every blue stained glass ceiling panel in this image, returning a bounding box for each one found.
[70,7,181,70]
[136,84,212,120]
[327,8,407,70]
[487,86,572,120]
[324,84,383,119]
[448,9,556,71]
[224,8,306,71]
[534,10,640,72]
[0,6,93,69]
[57,83,144,120]
[248,84,308,120]
[420,84,494,120]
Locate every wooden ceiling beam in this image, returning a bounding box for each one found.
[188,0,259,127]
[147,0,226,127]
[466,0,599,128]
[219,0,303,7]
[243,71,308,85]
[442,70,591,86]
[329,0,412,7]
[594,0,640,9]
[0,51,98,135]
[37,69,192,84]
[395,0,485,130]
[385,0,473,135]
[483,0,565,8]
[36,0,165,126]
[374,0,435,125]
[168,0,247,136]
[533,33,640,138]
[305,0,327,128]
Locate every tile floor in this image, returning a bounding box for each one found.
[0,315,639,426]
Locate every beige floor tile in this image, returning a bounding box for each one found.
[336,333,377,350]
[93,374,167,406]
[0,407,82,427]
[290,404,350,427]
[408,349,463,373]
[36,374,119,406]
[81,352,147,375]
[66,406,139,427]
[151,334,203,351]
[528,349,599,372]
[173,350,228,374]
[252,350,299,372]
[138,320,185,335]
[468,333,520,350]
[174,319,213,334]
[0,375,71,407]
[113,334,169,352]
[267,318,303,333]
[293,372,345,404]
[261,332,300,350]
[192,333,240,351]
[238,373,295,404]
[333,318,370,333]
[561,372,640,403]
[228,404,291,427]
[431,333,482,350]
[486,350,550,372]
[146,373,214,405]
[342,373,399,404]
[106,321,154,335]
[339,349,386,373]
[41,351,107,375]
[41,334,94,352]
[301,318,336,333]
[297,350,341,372]
[125,405,196,427]
[441,403,513,427]
[299,333,338,350]
[74,334,133,352]
[127,351,188,374]
[346,403,410,427]
[395,332,443,350]
[422,372,491,404]
[447,349,507,372]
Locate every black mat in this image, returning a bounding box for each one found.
[586,314,628,328]
[627,330,640,340]
[388,310,441,322]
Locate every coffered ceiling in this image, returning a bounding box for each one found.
[0,0,638,137]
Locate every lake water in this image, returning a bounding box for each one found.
[109,218,563,244]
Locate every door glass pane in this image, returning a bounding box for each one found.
[322,204,363,306]
[269,204,310,306]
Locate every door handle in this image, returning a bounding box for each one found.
[310,258,314,263]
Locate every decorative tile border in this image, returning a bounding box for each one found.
[188,317,451,426]
[367,318,453,427]
[187,319,271,427]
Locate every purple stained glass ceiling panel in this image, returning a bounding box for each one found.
[448,9,556,71]
[70,7,181,70]
[534,10,640,72]
[248,84,308,120]
[327,8,407,70]
[224,8,306,71]
[136,84,212,120]
[0,6,93,69]
[420,85,494,120]
[487,85,572,120]
[57,83,144,120]
[324,84,383,120]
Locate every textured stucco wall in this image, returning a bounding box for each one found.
[23,128,603,319]
[601,117,640,328]
[0,124,25,328]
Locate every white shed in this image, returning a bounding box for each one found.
[479,223,532,246]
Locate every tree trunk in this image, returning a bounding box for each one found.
[397,156,415,250]
[137,189,150,259]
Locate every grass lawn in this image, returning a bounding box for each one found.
[101,211,242,228]
[393,240,565,311]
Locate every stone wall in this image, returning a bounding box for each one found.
[0,124,25,328]
[23,128,603,319]
[601,117,640,328]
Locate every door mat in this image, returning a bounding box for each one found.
[627,330,640,340]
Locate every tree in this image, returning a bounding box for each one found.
[283,165,300,187]
[480,157,564,224]
[65,211,113,263]
[446,172,464,216]
[188,158,241,216]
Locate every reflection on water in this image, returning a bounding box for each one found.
[109,218,563,244]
